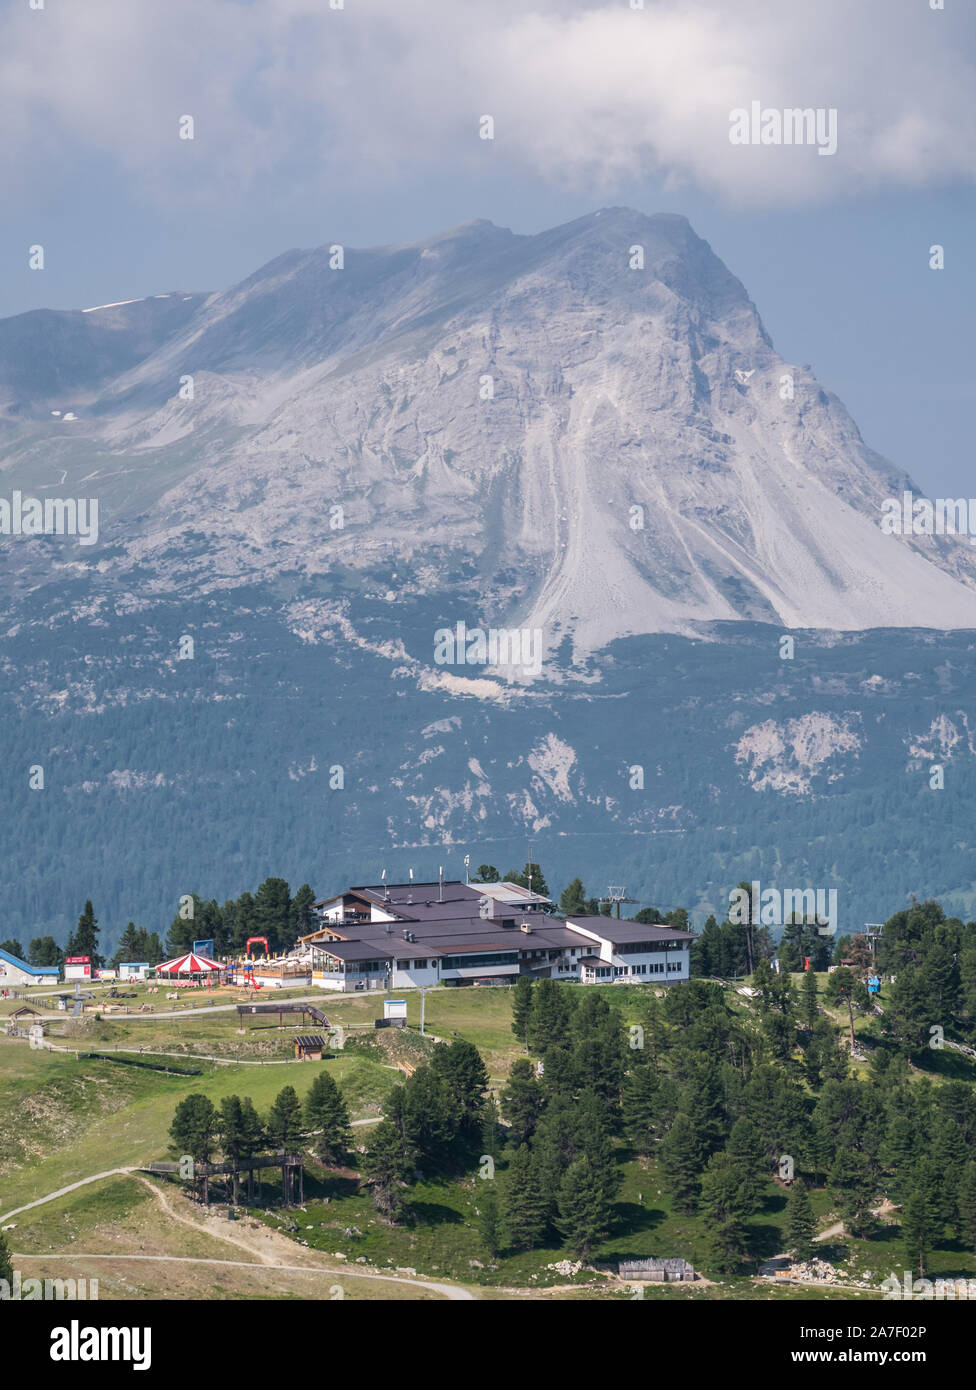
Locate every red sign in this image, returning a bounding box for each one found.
[65,956,90,964]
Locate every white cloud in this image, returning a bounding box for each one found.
[2,0,974,207]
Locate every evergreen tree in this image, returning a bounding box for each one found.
[825,967,870,1051]
[239,1097,266,1158]
[539,1044,576,1100]
[218,1095,246,1203]
[556,1156,612,1259]
[402,1066,459,1167]
[290,883,316,938]
[169,1094,218,1165]
[471,865,500,883]
[362,1119,411,1222]
[659,1113,702,1214]
[559,878,587,916]
[503,1144,549,1250]
[0,939,25,960]
[726,1116,767,1214]
[304,1072,351,1164]
[165,898,197,957]
[699,1152,752,1274]
[901,1188,937,1279]
[828,1148,876,1238]
[955,1161,976,1250]
[783,1179,817,1261]
[504,862,550,899]
[266,1085,306,1150]
[479,1182,502,1257]
[500,1058,544,1145]
[528,978,570,1055]
[429,1038,489,1134]
[800,967,819,1029]
[883,970,935,1062]
[511,976,533,1049]
[622,1065,659,1153]
[481,1095,501,1161]
[571,992,625,1105]
[66,899,102,968]
[110,922,141,970]
[0,1230,12,1284]
[28,936,64,969]
[252,877,293,953]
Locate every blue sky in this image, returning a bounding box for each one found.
[2,0,974,494]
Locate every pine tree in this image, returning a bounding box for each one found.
[28,936,64,969]
[659,1113,702,1214]
[169,1094,218,1165]
[559,878,587,916]
[251,877,293,953]
[503,1144,549,1250]
[504,862,550,898]
[528,978,570,1055]
[304,1072,351,1164]
[239,1097,265,1158]
[801,966,819,1029]
[290,883,316,938]
[556,1156,611,1260]
[828,1148,876,1238]
[901,1188,937,1279]
[471,865,500,883]
[362,1120,411,1222]
[783,1179,817,1261]
[955,1161,976,1250]
[66,899,102,968]
[110,922,141,970]
[511,976,533,1049]
[218,1095,246,1204]
[481,1095,501,1161]
[726,1116,766,1214]
[500,1058,544,1145]
[479,1182,502,1257]
[622,1065,659,1153]
[0,939,25,960]
[699,1153,751,1275]
[266,1085,305,1150]
[402,1066,459,1168]
[429,1039,489,1133]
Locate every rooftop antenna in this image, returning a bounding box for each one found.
[527,841,533,897]
[464,854,470,886]
[438,866,444,903]
[381,868,389,902]
[408,868,413,905]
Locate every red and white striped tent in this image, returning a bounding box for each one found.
[157,951,222,977]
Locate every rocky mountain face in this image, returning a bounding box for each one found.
[1,209,974,946]
[3,208,975,651]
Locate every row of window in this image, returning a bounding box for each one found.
[585,961,686,978]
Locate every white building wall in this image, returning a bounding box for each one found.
[392,962,440,989]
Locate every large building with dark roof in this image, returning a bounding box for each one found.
[298,880,694,992]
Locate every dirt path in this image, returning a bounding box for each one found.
[13,1250,472,1300]
[6,1168,475,1300]
[814,1199,898,1244]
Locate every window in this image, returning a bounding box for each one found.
[440,951,517,971]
